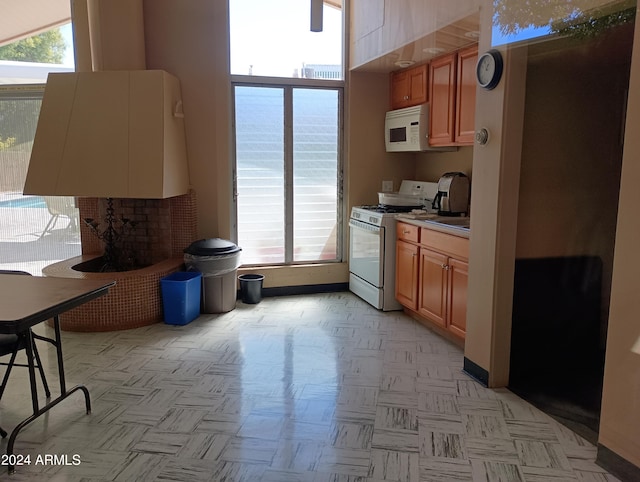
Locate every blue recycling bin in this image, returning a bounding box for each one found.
[160,271,202,325]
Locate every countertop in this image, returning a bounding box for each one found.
[396,214,470,238]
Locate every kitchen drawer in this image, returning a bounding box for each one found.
[420,227,469,259]
[397,222,419,243]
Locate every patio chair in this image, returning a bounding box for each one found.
[40,196,78,238]
[0,270,51,438]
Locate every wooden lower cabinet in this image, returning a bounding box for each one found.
[418,248,447,327]
[447,257,468,338]
[395,221,468,340]
[395,239,419,310]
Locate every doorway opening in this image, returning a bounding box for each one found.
[508,22,634,444]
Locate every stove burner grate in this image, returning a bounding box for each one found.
[358,204,423,214]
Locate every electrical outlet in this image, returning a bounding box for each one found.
[382,180,393,192]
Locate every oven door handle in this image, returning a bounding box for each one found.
[349,219,382,233]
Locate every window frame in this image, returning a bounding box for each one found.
[0,84,45,100]
[0,83,83,275]
[231,75,344,267]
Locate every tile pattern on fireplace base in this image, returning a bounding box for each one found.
[0,292,622,481]
[43,255,184,331]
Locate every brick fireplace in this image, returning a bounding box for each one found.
[43,191,199,331]
[78,191,198,264]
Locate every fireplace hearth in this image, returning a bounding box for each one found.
[43,191,198,331]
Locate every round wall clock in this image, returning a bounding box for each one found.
[476,49,503,90]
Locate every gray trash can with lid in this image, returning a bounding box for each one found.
[184,238,242,313]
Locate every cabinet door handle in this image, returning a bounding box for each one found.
[403,230,410,234]
[442,264,450,270]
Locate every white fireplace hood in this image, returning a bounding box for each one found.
[23,70,190,199]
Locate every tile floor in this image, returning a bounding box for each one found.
[0,292,622,481]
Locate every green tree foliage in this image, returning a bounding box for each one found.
[0,29,66,149]
[493,0,636,38]
[554,1,636,39]
[0,29,66,63]
[0,98,41,150]
[0,136,17,150]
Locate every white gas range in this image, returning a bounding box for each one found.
[348,180,438,311]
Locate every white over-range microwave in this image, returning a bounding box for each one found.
[384,103,455,153]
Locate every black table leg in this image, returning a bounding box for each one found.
[23,330,39,414]
[5,316,91,474]
[53,315,66,394]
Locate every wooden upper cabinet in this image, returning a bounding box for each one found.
[427,44,478,147]
[408,64,428,105]
[390,63,428,110]
[455,45,479,145]
[428,53,457,146]
[391,70,410,109]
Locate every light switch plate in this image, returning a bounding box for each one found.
[382,180,393,192]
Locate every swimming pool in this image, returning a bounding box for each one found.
[0,196,46,208]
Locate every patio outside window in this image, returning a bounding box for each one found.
[0,24,80,275]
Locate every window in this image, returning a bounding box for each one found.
[0,87,81,274]
[229,0,343,79]
[0,24,80,275]
[230,0,344,266]
[234,84,341,265]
